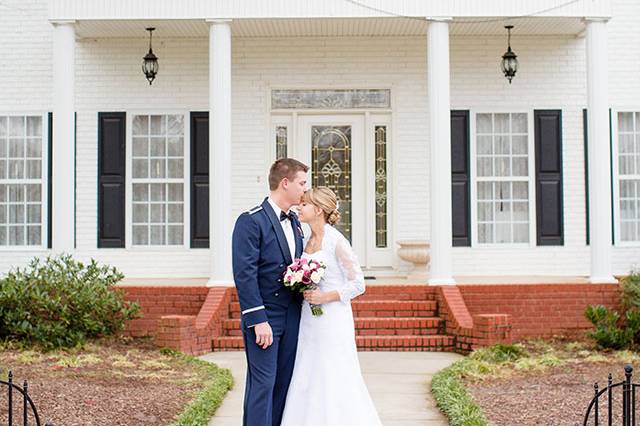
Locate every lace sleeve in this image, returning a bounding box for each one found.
[334,234,365,303]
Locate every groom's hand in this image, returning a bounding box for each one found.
[254,321,273,349]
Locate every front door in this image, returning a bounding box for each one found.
[293,115,367,263]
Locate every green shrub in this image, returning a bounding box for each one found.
[585,270,640,350]
[0,255,140,349]
[469,343,526,363]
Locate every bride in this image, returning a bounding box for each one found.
[280,187,383,426]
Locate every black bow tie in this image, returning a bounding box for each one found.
[280,211,295,222]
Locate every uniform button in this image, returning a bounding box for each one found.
[279,263,284,268]
[275,292,279,297]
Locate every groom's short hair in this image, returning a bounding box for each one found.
[269,158,309,190]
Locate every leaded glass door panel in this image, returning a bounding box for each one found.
[295,115,366,263]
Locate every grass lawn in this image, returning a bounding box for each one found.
[0,337,233,426]
[432,338,637,426]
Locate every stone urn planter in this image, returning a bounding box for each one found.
[396,240,430,282]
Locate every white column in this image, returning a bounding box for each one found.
[427,19,455,285]
[207,19,233,285]
[585,18,616,283]
[52,21,76,252]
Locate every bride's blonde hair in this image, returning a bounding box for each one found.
[302,187,341,225]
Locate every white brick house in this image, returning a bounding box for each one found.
[0,0,638,284]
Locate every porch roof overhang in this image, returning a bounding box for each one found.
[49,0,611,38]
[66,17,594,39]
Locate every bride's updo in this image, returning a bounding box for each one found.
[302,187,341,225]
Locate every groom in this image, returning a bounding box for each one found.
[232,158,308,426]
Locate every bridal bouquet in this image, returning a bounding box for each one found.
[283,258,326,316]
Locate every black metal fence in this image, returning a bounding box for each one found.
[578,364,637,426]
[1,371,52,426]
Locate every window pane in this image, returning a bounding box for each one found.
[0,138,6,158]
[477,182,493,200]
[478,223,493,243]
[133,115,149,136]
[149,204,165,223]
[477,157,493,176]
[512,135,527,155]
[0,160,5,179]
[0,117,6,137]
[133,184,149,202]
[495,157,510,176]
[513,202,529,221]
[512,113,527,133]
[495,135,510,155]
[512,157,528,176]
[495,113,509,133]
[620,134,634,154]
[478,201,493,221]
[477,114,492,134]
[9,225,24,245]
[619,112,634,132]
[150,184,165,202]
[9,185,24,202]
[496,223,511,243]
[27,204,41,223]
[0,226,5,245]
[513,182,528,200]
[9,117,24,137]
[168,204,183,223]
[167,137,183,157]
[477,136,492,155]
[26,116,41,137]
[0,205,5,223]
[150,159,166,178]
[133,225,148,245]
[9,205,24,223]
[513,223,529,243]
[149,225,164,245]
[132,203,148,223]
[150,137,165,157]
[167,159,183,178]
[167,115,184,136]
[132,137,148,157]
[150,115,165,135]
[276,126,288,160]
[167,225,183,245]
[26,184,40,202]
[167,184,183,202]
[132,159,148,178]
[27,225,40,245]
[8,160,23,179]
[26,160,41,179]
[9,138,24,157]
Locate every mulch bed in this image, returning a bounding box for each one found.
[466,351,632,425]
[0,338,210,426]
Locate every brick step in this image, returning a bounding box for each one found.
[211,334,455,352]
[228,285,438,303]
[229,300,437,319]
[222,317,443,336]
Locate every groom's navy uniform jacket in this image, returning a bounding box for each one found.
[232,197,304,426]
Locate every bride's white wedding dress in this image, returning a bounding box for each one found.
[280,224,383,426]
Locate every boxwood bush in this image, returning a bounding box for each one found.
[0,255,140,349]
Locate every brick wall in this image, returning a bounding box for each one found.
[458,284,621,340]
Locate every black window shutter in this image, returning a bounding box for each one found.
[451,110,471,247]
[97,112,126,248]
[583,109,590,245]
[47,112,53,249]
[582,108,615,245]
[534,110,564,246]
[190,112,209,248]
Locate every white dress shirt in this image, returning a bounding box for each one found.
[267,197,296,261]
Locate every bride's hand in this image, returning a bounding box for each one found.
[303,289,326,305]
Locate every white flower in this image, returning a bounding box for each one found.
[294,271,304,282]
[302,264,310,271]
[317,268,325,278]
[310,271,321,283]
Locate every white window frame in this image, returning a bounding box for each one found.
[469,109,536,248]
[0,112,49,251]
[611,108,640,247]
[125,111,190,250]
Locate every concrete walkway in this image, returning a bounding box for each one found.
[201,351,462,426]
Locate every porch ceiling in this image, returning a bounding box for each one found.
[73,17,587,39]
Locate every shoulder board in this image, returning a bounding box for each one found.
[246,206,263,215]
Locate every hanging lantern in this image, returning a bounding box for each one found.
[501,25,518,84]
[142,27,159,85]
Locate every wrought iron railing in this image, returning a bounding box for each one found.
[578,364,638,426]
[1,371,52,426]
